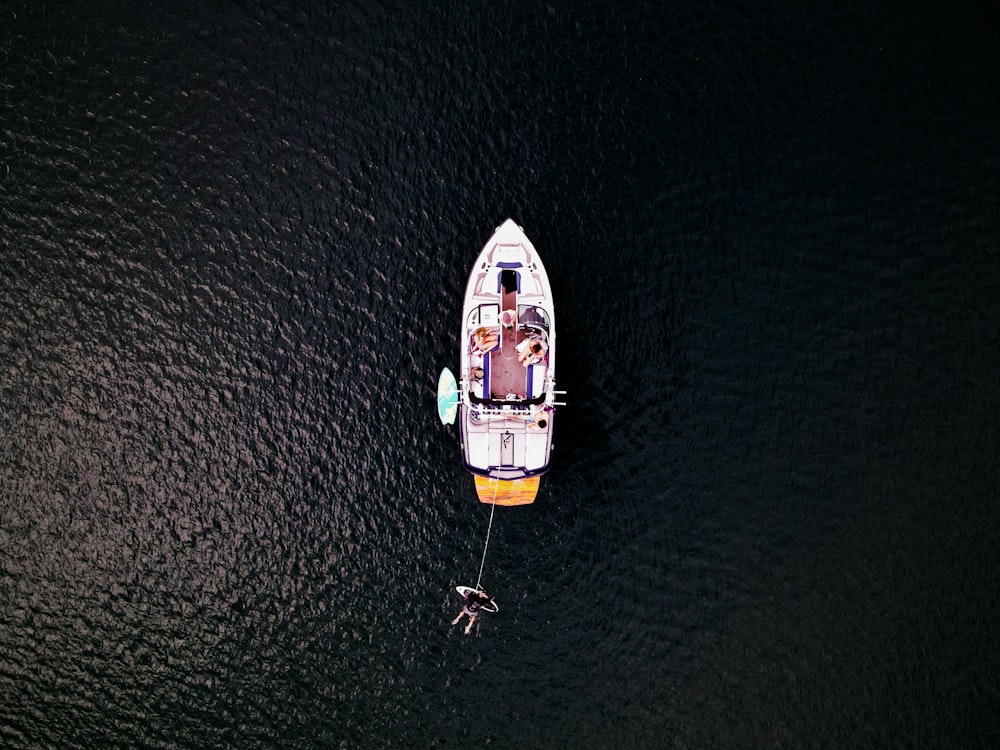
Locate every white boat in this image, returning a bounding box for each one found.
[458,219,557,505]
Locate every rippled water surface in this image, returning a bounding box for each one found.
[2,1,998,748]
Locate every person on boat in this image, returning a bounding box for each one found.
[501,309,517,329]
[473,327,499,353]
[517,337,547,367]
[452,589,494,635]
[527,409,549,431]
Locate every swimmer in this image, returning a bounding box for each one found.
[451,589,495,635]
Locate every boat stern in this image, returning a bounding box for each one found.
[474,474,541,506]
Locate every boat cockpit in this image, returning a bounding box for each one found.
[465,302,551,410]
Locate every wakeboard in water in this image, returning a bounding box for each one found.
[455,586,499,613]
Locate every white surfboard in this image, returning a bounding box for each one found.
[437,367,458,425]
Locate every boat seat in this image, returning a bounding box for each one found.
[526,361,545,398]
[471,328,500,354]
[519,327,548,349]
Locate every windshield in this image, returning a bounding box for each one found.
[517,304,549,332]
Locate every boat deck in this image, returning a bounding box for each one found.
[488,322,529,398]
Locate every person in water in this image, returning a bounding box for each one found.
[452,589,494,635]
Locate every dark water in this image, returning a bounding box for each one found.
[2,1,998,747]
